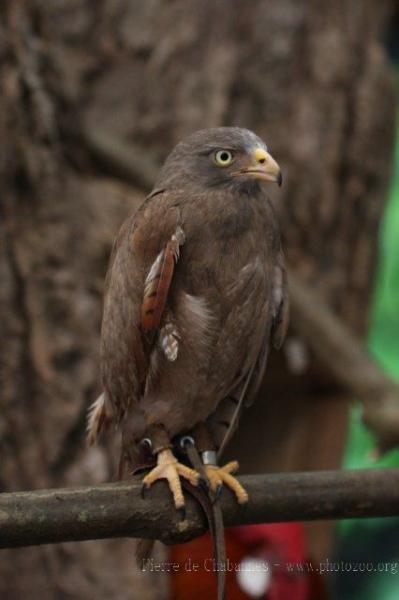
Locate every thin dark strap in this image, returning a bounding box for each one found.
[184,442,226,600]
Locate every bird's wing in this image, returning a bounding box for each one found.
[270,251,289,351]
[141,226,185,334]
[211,252,289,456]
[88,193,183,444]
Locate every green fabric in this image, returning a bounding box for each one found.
[368,117,399,380]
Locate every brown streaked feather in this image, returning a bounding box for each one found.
[141,244,175,332]
[141,227,185,333]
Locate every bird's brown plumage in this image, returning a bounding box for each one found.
[89,127,288,473]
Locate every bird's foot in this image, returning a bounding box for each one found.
[204,461,249,504]
[141,448,200,510]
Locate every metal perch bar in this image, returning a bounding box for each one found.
[1,469,399,550]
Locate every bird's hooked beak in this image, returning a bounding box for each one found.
[234,147,282,186]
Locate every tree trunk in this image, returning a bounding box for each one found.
[0,0,396,597]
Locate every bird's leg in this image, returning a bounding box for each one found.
[141,424,200,511]
[193,422,249,504]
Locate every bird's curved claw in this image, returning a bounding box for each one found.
[198,475,209,492]
[140,482,147,500]
[141,448,200,511]
[213,483,223,504]
[204,461,248,504]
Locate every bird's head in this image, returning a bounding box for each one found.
[155,127,282,194]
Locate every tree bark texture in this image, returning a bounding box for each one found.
[0,1,396,598]
[2,470,399,550]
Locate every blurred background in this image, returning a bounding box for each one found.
[1,1,399,599]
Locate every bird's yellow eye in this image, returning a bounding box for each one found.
[214,149,235,167]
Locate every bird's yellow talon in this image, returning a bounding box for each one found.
[141,448,200,510]
[205,461,249,504]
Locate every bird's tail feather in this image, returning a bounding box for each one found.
[86,392,113,445]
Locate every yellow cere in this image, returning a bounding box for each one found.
[254,147,268,163]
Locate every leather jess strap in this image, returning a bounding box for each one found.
[181,439,227,600]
